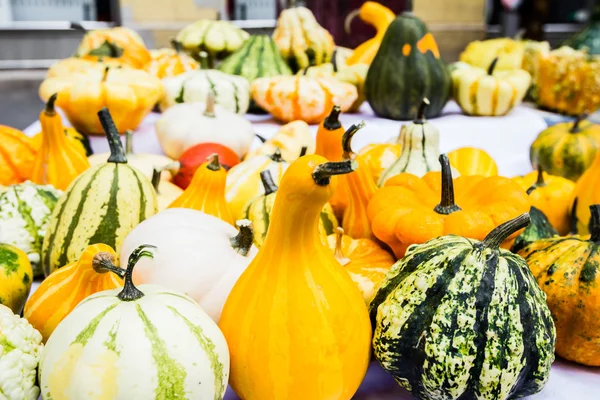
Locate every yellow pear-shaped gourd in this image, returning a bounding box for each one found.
[219,155,372,400]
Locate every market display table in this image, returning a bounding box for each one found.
[24,102,600,400]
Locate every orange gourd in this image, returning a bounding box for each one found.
[345,2,396,65]
[358,142,402,183]
[23,243,123,342]
[571,153,600,235]
[219,155,372,399]
[447,147,499,177]
[146,40,199,79]
[0,125,37,185]
[30,94,90,190]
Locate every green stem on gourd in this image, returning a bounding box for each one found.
[98,108,128,164]
[260,170,278,195]
[171,38,183,53]
[45,93,58,116]
[125,130,134,155]
[92,252,125,278]
[299,146,308,157]
[88,40,123,58]
[269,148,285,162]
[589,205,600,243]
[117,245,156,301]
[527,165,546,194]
[255,134,267,143]
[414,98,430,125]
[151,168,161,193]
[207,154,220,171]
[102,66,110,81]
[312,159,358,186]
[198,51,211,69]
[482,213,531,249]
[434,154,461,215]
[230,220,254,257]
[569,114,588,133]
[487,57,499,75]
[331,48,339,73]
[341,121,366,160]
[324,105,342,130]
[204,92,216,118]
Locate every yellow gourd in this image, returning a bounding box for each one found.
[357,142,403,183]
[219,155,372,399]
[571,154,600,235]
[447,147,499,177]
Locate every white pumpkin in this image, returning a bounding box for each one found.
[121,209,257,322]
[39,245,230,400]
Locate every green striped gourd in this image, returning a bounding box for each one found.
[370,214,556,400]
[41,109,157,277]
[39,245,230,400]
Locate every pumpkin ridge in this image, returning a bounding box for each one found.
[87,165,120,249]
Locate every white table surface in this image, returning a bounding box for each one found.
[24,101,600,400]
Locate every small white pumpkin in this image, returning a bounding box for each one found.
[121,209,258,322]
[39,245,230,400]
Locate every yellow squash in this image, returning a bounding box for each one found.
[571,153,600,235]
[447,147,498,177]
[75,26,151,69]
[0,243,33,314]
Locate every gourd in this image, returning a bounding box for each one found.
[251,75,358,124]
[272,6,335,72]
[150,169,183,210]
[452,58,531,116]
[169,155,234,225]
[563,3,600,55]
[365,13,452,120]
[75,26,151,68]
[511,206,559,253]
[32,126,93,157]
[41,109,158,276]
[530,115,600,181]
[516,205,600,366]
[219,155,371,400]
[459,38,525,70]
[0,182,61,277]
[0,243,33,314]
[39,65,163,135]
[245,120,314,162]
[145,40,199,79]
[172,142,241,189]
[0,125,38,185]
[39,245,230,399]
[447,146,498,177]
[46,57,123,78]
[327,227,394,305]
[121,209,257,322]
[370,214,555,399]
[245,170,338,247]
[571,153,600,235]
[156,93,254,160]
[368,154,530,258]
[30,94,91,190]
[23,243,122,342]
[358,142,402,183]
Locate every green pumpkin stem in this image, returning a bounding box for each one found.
[487,57,499,75]
[207,154,220,171]
[589,205,600,243]
[527,165,546,194]
[324,105,342,130]
[269,148,285,162]
[342,121,366,160]
[482,213,531,249]
[414,98,430,124]
[255,134,267,143]
[299,146,308,157]
[231,220,254,257]
[312,159,358,186]
[125,130,134,155]
[170,38,183,53]
[92,252,125,278]
[88,40,123,58]
[260,170,278,195]
[98,108,128,164]
[117,245,156,301]
[434,154,461,215]
[204,92,216,117]
[151,168,161,193]
[198,51,211,69]
[45,93,58,116]
[331,48,339,73]
[103,66,110,81]
[569,114,588,133]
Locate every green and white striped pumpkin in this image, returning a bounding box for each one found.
[41,109,157,277]
[39,245,230,400]
[370,214,556,400]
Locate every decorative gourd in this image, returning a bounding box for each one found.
[513,166,575,235]
[226,149,289,220]
[521,40,551,101]
[516,205,600,366]
[357,142,403,183]
[172,143,240,189]
[30,94,90,190]
[0,182,61,277]
[459,38,525,70]
[571,153,600,235]
[447,146,499,177]
[370,214,555,399]
[365,13,452,120]
[219,155,371,399]
[121,210,257,322]
[368,154,530,258]
[39,66,162,135]
[145,40,199,79]
[563,3,600,55]
[39,245,230,399]
[75,26,151,69]
[46,57,124,78]
[251,75,358,124]
[150,169,183,211]
[245,170,338,247]
[272,6,335,72]
[0,243,33,314]
[41,109,158,276]
[245,120,314,162]
[511,206,559,254]
[327,227,393,305]
[0,125,38,185]
[24,243,122,342]
[32,126,93,157]
[530,115,600,181]
[452,58,531,116]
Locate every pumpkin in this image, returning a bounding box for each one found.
[447,146,499,177]
[358,142,403,183]
[219,155,371,399]
[459,38,525,70]
[145,40,199,79]
[272,6,335,72]
[571,153,600,235]
[41,109,158,276]
[0,243,33,314]
[39,65,162,135]
[121,210,257,322]
[172,143,240,189]
[245,120,314,162]
[516,204,600,366]
[452,58,531,116]
[39,245,230,399]
[251,75,358,124]
[75,26,151,69]
[150,169,183,211]
[245,170,338,247]
[530,115,600,181]
[30,94,90,190]
[46,57,124,78]
[365,13,452,120]
[368,154,530,258]
[226,149,289,220]
[563,3,600,55]
[24,243,122,342]
[0,182,61,277]
[0,125,38,185]
[370,214,555,399]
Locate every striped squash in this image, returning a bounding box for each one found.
[39,245,230,399]
[0,125,38,186]
[370,215,556,399]
[41,109,158,277]
[0,243,33,314]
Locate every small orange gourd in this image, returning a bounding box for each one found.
[447,147,499,177]
[0,125,38,185]
[219,155,372,400]
[30,94,91,190]
[571,153,600,235]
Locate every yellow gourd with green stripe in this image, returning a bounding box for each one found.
[0,243,33,314]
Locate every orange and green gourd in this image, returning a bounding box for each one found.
[571,153,600,235]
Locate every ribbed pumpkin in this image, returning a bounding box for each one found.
[219,155,371,399]
[145,40,199,79]
[75,26,151,69]
[30,94,90,190]
[358,142,403,183]
[41,109,158,276]
[0,125,38,185]
[46,57,124,78]
[447,147,499,177]
[0,243,33,314]
[370,214,555,399]
[245,120,314,162]
[24,243,122,342]
[571,153,600,235]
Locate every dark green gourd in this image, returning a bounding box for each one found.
[563,3,600,55]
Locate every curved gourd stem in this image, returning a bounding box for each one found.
[414,98,430,125]
[92,252,125,278]
[487,57,499,75]
[117,245,156,301]
[45,93,58,116]
[102,66,111,82]
[482,213,530,249]
[589,205,600,243]
[569,114,588,133]
[170,38,183,53]
[151,168,161,193]
[341,121,366,160]
[98,108,128,164]
[269,148,285,162]
[344,9,361,34]
[299,146,308,157]
[331,48,339,73]
[334,227,351,266]
[527,165,546,194]
[198,51,211,69]
[230,220,254,257]
[204,92,216,118]
[207,154,220,171]
[324,105,342,130]
[260,170,278,195]
[125,130,134,155]
[312,159,358,186]
[255,134,267,143]
[434,154,461,215]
